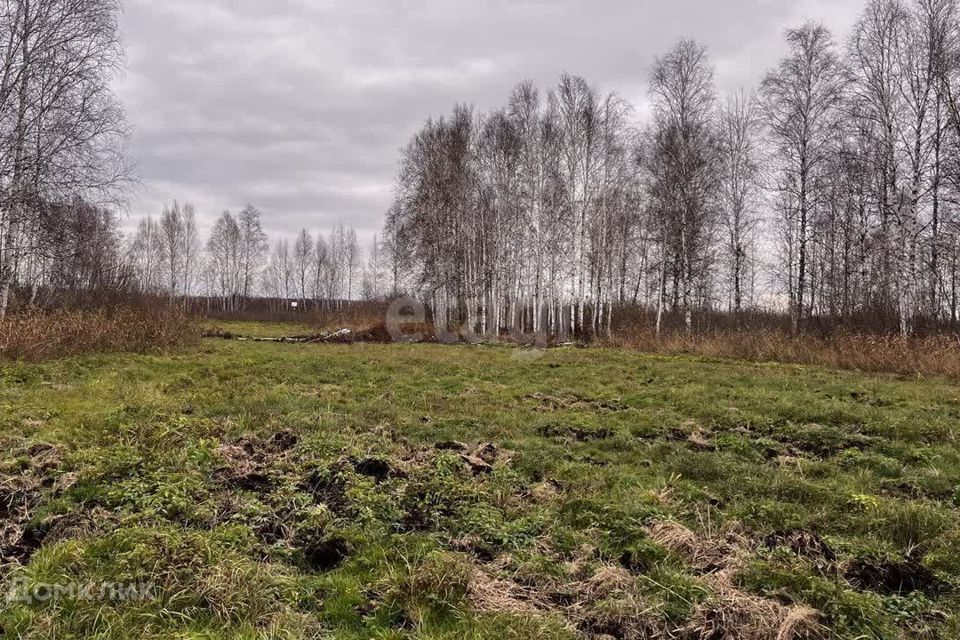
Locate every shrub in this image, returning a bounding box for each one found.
[0,308,199,361]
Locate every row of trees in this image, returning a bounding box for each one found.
[127,203,380,311]
[762,0,960,336]
[0,0,129,318]
[384,0,960,336]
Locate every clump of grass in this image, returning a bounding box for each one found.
[0,308,198,361]
[375,550,474,626]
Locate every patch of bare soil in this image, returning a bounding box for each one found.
[298,534,352,572]
[0,442,76,571]
[845,555,944,596]
[350,457,396,482]
[526,392,630,413]
[300,462,352,515]
[0,474,43,568]
[537,423,615,443]
[763,530,837,574]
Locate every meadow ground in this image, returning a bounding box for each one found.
[1,323,959,639]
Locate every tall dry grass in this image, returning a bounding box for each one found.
[0,308,199,362]
[607,327,960,378]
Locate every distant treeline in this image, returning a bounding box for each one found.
[125,204,388,312]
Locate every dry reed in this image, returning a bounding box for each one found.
[0,308,199,362]
[606,328,960,378]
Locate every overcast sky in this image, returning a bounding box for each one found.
[116,0,864,246]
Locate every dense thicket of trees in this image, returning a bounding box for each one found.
[0,0,129,317]
[384,79,644,337]
[384,0,960,336]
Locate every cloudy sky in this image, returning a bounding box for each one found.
[116,0,864,246]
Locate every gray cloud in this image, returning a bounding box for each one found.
[116,0,864,244]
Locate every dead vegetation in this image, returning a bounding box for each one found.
[206,315,960,380]
[646,521,826,640]
[0,308,198,361]
[0,440,84,572]
[608,328,960,378]
[461,521,827,640]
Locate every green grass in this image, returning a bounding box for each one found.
[202,319,319,339]
[1,335,958,639]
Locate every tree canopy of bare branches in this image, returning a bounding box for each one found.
[0,0,130,317]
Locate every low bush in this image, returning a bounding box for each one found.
[0,308,199,362]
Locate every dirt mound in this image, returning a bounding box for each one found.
[350,323,396,343]
[214,430,300,491]
[845,556,943,596]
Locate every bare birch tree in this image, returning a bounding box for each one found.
[647,40,720,334]
[760,22,848,334]
[718,91,760,319]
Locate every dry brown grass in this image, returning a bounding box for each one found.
[0,307,199,362]
[607,328,960,378]
[647,520,826,640]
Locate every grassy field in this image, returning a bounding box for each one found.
[201,320,320,339]
[1,324,958,639]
